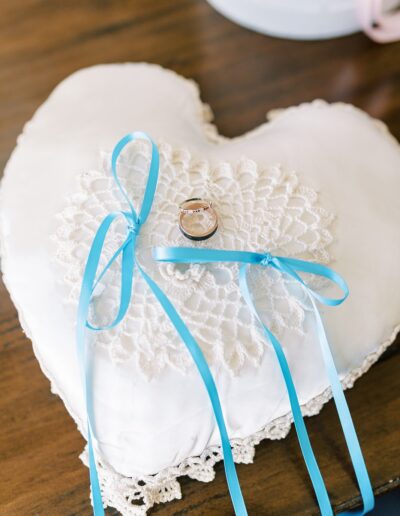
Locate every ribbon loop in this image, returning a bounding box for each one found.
[271,256,349,307]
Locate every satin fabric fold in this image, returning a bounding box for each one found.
[154,246,375,515]
[76,133,247,516]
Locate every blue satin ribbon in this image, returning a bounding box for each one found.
[76,133,247,516]
[153,247,375,515]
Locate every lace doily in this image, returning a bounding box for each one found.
[53,139,334,379]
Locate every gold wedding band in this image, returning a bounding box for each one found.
[178,198,218,241]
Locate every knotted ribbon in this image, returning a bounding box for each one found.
[153,247,375,515]
[76,133,247,516]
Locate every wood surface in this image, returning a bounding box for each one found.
[0,1,399,514]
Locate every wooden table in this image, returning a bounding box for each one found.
[0,1,399,514]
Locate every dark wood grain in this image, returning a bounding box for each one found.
[0,1,399,514]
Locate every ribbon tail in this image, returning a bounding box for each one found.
[270,258,373,513]
[76,319,104,514]
[76,322,103,515]
[239,264,334,516]
[77,213,137,515]
[136,262,248,516]
[309,297,375,515]
[87,425,105,515]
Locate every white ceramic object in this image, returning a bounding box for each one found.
[207,0,361,40]
[206,0,400,41]
[1,63,399,514]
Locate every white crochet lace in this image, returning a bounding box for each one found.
[53,139,334,378]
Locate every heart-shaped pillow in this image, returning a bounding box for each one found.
[1,63,399,515]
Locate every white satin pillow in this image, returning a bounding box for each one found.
[1,63,399,514]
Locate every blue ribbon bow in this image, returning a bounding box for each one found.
[153,247,375,515]
[76,133,248,516]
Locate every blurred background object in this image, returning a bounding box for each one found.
[207,0,400,41]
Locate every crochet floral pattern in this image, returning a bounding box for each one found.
[53,139,334,378]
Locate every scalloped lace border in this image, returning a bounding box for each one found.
[80,323,399,516]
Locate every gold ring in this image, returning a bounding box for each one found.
[178,198,218,241]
